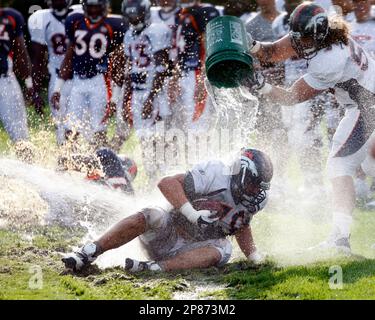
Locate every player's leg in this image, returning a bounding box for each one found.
[321,108,371,252]
[126,238,232,272]
[87,74,109,149]
[49,73,72,146]
[62,211,147,271]
[0,75,33,162]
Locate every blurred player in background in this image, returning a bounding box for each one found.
[0,2,35,162]
[170,0,220,134]
[271,0,325,199]
[28,0,81,145]
[51,0,127,149]
[109,0,172,186]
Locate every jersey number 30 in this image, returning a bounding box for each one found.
[75,30,108,59]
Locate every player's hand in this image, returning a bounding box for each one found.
[50,91,61,111]
[247,32,261,54]
[142,98,154,119]
[33,93,45,116]
[240,71,272,96]
[180,202,219,226]
[247,249,266,265]
[24,87,34,106]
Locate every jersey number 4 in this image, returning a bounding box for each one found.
[0,25,10,41]
[74,30,108,59]
[349,39,368,71]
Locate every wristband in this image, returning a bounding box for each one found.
[180,202,197,222]
[53,78,65,93]
[25,76,33,89]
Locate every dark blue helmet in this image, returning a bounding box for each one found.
[46,0,73,16]
[82,0,110,23]
[289,2,329,59]
[121,0,151,32]
[230,148,273,213]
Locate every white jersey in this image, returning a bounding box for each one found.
[351,19,375,59]
[272,12,307,85]
[303,39,375,112]
[188,160,268,215]
[124,23,172,91]
[28,7,82,76]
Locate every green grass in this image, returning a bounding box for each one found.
[2,106,375,300]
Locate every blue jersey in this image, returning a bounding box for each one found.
[176,4,219,71]
[0,8,24,75]
[66,13,127,78]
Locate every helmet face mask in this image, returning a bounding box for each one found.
[122,0,151,32]
[230,149,273,213]
[289,3,329,60]
[46,0,73,16]
[82,0,109,23]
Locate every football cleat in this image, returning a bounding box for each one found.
[306,236,351,255]
[125,258,162,272]
[62,242,99,271]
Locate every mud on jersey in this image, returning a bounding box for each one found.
[0,8,24,76]
[66,13,127,78]
[28,7,82,76]
[171,160,268,240]
[124,23,171,91]
[176,4,219,71]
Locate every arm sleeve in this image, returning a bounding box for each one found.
[28,11,45,45]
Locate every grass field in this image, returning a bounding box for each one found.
[1,107,375,300]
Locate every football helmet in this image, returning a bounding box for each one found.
[46,0,73,16]
[121,0,151,32]
[289,2,329,59]
[230,148,273,212]
[82,0,110,23]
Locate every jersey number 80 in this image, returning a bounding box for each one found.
[74,30,108,59]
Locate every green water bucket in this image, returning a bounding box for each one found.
[205,15,253,88]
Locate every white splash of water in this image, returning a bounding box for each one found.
[0,158,170,267]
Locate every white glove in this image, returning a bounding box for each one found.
[247,32,261,54]
[180,202,218,227]
[247,250,266,265]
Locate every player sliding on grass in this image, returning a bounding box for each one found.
[246,2,375,253]
[62,148,273,272]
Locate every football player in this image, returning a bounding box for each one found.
[51,0,127,149]
[170,0,220,133]
[0,3,35,162]
[58,147,137,195]
[62,148,273,273]
[28,0,81,145]
[247,2,375,253]
[109,0,172,184]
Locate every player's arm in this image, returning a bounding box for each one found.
[250,34,296,64]
[235,226,256,257]
[29,42,48,113]
[158,173,217,225]
[235,226,264,264]
[142,48,170,119]
[12,35,33,89]
[258,76,322,105]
